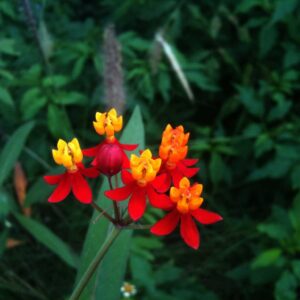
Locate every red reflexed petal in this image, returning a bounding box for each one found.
[80,167,99,178]
[48,174,71,203]
[121,143,138,151]
[180,214,200,249]
[147,185,174,210]
[44,174,63,185]
[171,168,184,187]
[150,210,180,236]
[128,188,146,221]
[152,173,171,193]
[183,167,199,178]
[192,208,223,225]
[105,184,133,201]
[71,172,92,204]
[183,158,198,167]
[122,151,130,168]
[82,146,98,157]
[121,170,134,185]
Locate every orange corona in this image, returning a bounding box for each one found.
[159,124,189,169]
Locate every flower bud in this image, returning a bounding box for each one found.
[93,142,123,176]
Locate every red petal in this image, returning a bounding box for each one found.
[147,185,174,210]
[121,170,134,185]
[180,214,200,249]
[192,208,223,225]
[80,167,99,178]
[71,172,92,204]
[48,174,71,203]
[152,173,171,193]
[44,174,63,185]
[150,210,180,236]
[183,158,198,167]
[171,168,184,187]
[82,146,98,157]
[105,184,133,201]
[183,167,199,178]
[128,188,146,221]
[120,143,138,151]
[122,151,130,168]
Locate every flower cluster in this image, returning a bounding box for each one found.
[44,108,222,249]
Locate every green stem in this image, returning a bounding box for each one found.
[91,202,116,224]
[69,226,121,300]
[108,176,121,222]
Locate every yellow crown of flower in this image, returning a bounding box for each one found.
[170,177,203,214]
[159,124,189,168]
[93,108,123,141]
[130,149,161,187]
[52,138,83,171]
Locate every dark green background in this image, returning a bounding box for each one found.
[1,0,300,299]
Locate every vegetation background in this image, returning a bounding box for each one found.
[1,0,300,299]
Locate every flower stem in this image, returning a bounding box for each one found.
[108,176,121,222]
[69,226,121,300]
[91,202,115,224]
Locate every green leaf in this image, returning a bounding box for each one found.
[292,260,300,280]
[209,152,226,186]
[20,88,47,120]
[47,104,73,139]
[0,229,8,257]
[258,223,290,241]
[0,188,17,220]
[252,248,282,269]
[271,0,298,24]
[0,38,19,56]
[275,271,297,300]
[0,122,34,185]
[15,213,79,268]
[53,92,86,106]
[259,25,278,58]
[75,106,145,300]
[237,86,264,117]
[0,86,14,108]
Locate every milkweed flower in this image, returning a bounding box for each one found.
[120,282,137,298]
[151,177,222,249]
[159,124,199,187]
[83,108,137,175]
[44,138,99,204]
[105,149,172,221]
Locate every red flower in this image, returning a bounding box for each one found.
[160,158,199,188]
[44,163,99,204]
[151,177,222,249]
[105,150,171,221]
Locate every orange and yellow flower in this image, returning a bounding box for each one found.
[158,124,199,187]
[105,149,172,221]
[44,138,98,204]
[151,177,222,249]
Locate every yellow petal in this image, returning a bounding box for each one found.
[190,184,203,197]
[52,149,62,165]
[95,112,105,122]
[189,197,203,210]
[170,187,180,202]
[114,116,123,131]
[57,139,67,151]
[151,158,161,172]
[179,177,190,189]
[141,149,152,159]
[108,108,117,117]
[177,199,189,214]
[130,154,140,167]
[105,123,115,137]
[93,121,105,135]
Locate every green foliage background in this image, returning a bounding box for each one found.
[1,0,300,299]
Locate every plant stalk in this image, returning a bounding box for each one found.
[91,202,115,224]
[69,226,121,300]
[108,176,121,222]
